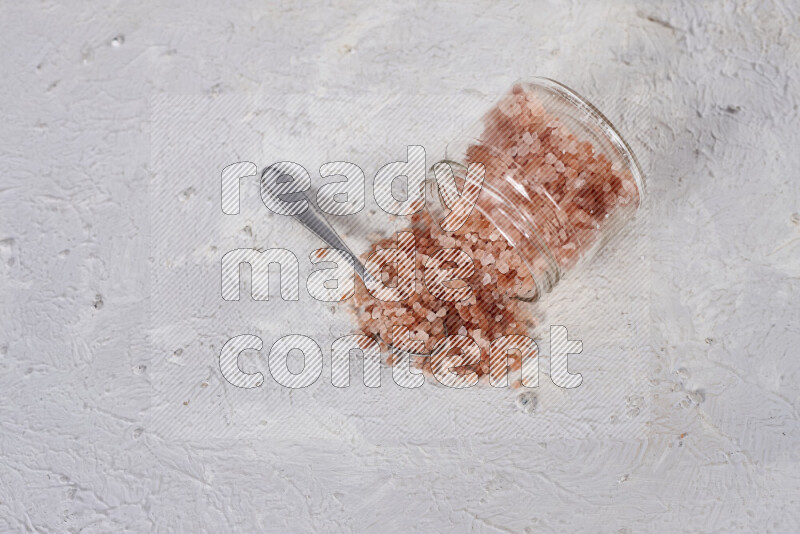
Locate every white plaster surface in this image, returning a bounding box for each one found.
[2,1,800,532]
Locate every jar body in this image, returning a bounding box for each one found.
[435,78,645,301]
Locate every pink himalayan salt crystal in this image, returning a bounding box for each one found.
[351,209,537,381]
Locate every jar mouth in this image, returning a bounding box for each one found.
[524,76,646,207]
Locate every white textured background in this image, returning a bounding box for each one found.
[2,1,799,532]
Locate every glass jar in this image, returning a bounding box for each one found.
[429,77,645,303]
